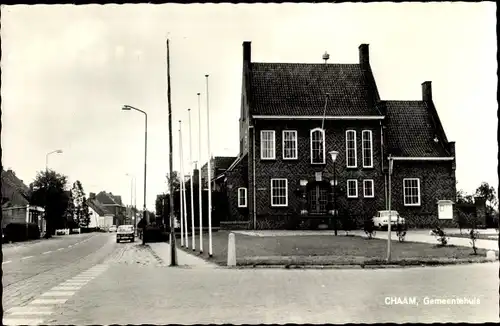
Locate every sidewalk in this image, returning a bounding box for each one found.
[148,242,218,268]
[350,230,499,251]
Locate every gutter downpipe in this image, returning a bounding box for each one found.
[249,124,256,230]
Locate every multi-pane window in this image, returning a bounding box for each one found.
[362,130,373,168]
[310,128,325,164]
[271,179,288,207]
[403,178,421,206]
[363,179,374,198]
[347,179,358,198]
[282,130,298,159]
[260,130,275,159]
[346,130,357,168]
[238,188,247,207]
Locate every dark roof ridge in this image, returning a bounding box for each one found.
[382,100,424,102]
[252,62,360,66]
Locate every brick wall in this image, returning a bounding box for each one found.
[1,206,27,228]
[389,160,456,228]
[225,155,249,223]
[249,119,385,227]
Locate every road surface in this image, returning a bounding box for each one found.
[2,234,498,325]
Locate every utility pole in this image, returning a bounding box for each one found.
[167,39,177,266]
[387,155,394,262]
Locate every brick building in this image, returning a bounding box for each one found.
[219,41,457,229]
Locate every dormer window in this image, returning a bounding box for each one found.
[310,128,325,164]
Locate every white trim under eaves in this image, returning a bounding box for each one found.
[253,115,385,120]
[389,157,454,161]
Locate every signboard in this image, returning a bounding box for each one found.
[315,172,322,182]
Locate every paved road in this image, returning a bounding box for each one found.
[2,233,119,313]
[3,238,496,325]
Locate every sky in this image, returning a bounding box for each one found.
[1,2,497,211]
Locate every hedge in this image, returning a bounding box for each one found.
[3,222,41,242]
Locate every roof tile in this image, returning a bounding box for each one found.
[250,63,380,116]
[384,101,450,157]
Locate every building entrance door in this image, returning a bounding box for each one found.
[308,182,329,215]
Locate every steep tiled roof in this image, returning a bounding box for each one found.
[249,63,381,116]
[200,156,238,181]
[87,198,109,216]
[227,153,248,172]
[214,156,237,170]
[383,101,451,157]
[1,169,30,206]
[96,191,122,206]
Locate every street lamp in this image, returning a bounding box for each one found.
[122,105,148,245]
[329,150,339,236]
[46,149,63,171]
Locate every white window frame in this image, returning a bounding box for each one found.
[310,128,326,164]
[403,178,421,206]
[362,130,373,168]
[282,130,298,160]
[363,179,374,198]
[260,130,276,160]
[237,188,247,208]
[270,178,288,207]
[346,179,358,198]
[346,130,357,168]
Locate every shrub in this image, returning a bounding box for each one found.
[4,223,40,242]
[469,228,479,255]
[364,218,376,239]
[432,226,448,247]
[396,222,407,242]
[341,213,355,236]
[144,225,167,242]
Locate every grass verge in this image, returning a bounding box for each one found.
[178,230,490,268]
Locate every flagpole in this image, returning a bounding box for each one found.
[197,92,204,254]
[205,74,213,257]
[188,108,196,251]
[180,123,189,247]
[178,121,184,247]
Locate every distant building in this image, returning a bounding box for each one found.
[1,169,45,233]
[87,191,126,226]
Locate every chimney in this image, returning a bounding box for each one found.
[422,81,432,102]
[359,44,369,67]
[89,192,96,199]
[243,41,251,65]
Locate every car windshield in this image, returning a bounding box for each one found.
[118,226,133,232]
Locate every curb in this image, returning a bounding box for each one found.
[222,260,498,270]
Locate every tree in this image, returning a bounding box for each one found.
[71,180,87,227]
[29,169,69,238]
[80,196,91,227]
[165,171,181,193]
[475,182,498,217]
[456,189,474,204]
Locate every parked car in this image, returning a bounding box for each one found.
[372,210,406,230]
[116,225,135,243]
[109,225,117,233]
